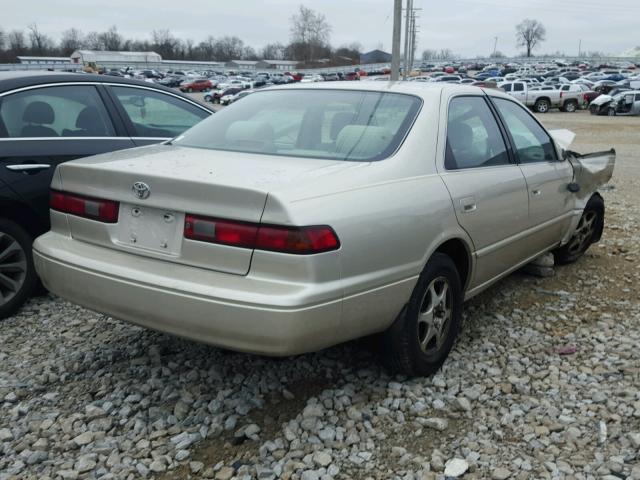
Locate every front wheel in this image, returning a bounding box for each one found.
[553,194,604,265]
[607,108,616,117]
[534,99,550,113]
[564,100,578,113]
[0,219,38,319]
[382,253,462,377]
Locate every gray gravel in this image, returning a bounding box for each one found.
[1,112,639,480]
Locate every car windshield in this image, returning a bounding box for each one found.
[174,89,422,161]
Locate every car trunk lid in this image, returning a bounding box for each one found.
[55,144,351,275]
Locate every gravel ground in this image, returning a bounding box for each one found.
[1,111,639,480]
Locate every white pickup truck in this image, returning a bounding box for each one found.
[499,81,586,113]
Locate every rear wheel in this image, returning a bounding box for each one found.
[553,194,604,264]
[187,87,193,93]
[534,99,550,113]
[382,253,462,377]
[0,219,37,319]
[564,100,578,112]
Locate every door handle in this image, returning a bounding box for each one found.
[460,196,477,213]
[5,164,50,173]
[531,189,542,196]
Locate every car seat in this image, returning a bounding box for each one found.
[446,122,475,169]
[20,101,58,137]
[335,125,393,159]
[62,106,107,137]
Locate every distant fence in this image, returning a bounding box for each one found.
[0,62,82,72]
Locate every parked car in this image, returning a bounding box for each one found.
[0,72,213,318]
[559,83,599,106]
[207,87,243,104]
[499,81,585,113]
[220,89,253,106]
[179,78,213,93]
[589,88,631,115]
[605,91,640,116]
[33,83,614,376]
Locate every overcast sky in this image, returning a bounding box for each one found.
[3,0,639,57]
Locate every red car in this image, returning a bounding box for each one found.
[179,78,212,93]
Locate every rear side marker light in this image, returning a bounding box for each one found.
[184,214,339,255]
[50,190,119,223]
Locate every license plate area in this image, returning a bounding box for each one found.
[116,203,184,255]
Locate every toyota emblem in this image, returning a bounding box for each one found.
[132,181,150,200]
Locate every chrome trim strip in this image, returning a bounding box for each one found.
[6,164,50,171]
[0,82,211,113]
[0,137,132,141]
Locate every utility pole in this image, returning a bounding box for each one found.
[391,0,402,81]
[493,36,498,56]
[578,39,582,58]
[403,0,412,79]
[409,10,417,70]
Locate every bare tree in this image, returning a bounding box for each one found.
[261,42,286,60]
[421,49,436,61]
[516,19,546,57]
[27,23,53,54]
[98,26,123,51]
[0,27,5,51]
[84,31,103,50]
[8,30,26,53]
[290,5,331,62]
[60,28,84,55]
[151,29,179,58]
[212,36,244,61]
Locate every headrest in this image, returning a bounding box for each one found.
[76,106,100,130]
[448,122,474,148]
[330,111,356,140]
[335,125,393,159]
[225,121,274,152]
[23,101,54,125]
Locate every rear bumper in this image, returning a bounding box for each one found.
[33,232,344,356]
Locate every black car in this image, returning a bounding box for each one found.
[0,72,213,318]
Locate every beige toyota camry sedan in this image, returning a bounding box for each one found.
[33,82,614,376]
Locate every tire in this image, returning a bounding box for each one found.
[589,105,599,115]
[564,100,578,113]
[607,108,616,117]
[0,219,38,319]
[382,253,463,377]
[553,194,604,265]
[187,88,193,93]
[534,99,550,113]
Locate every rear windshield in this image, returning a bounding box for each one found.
[175,89,421,161]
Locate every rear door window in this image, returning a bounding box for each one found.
[445,96,510,170]
[110,86,208,138]
[0,85,115,138]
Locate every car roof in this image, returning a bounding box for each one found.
[266,80,510,101]
[0,71,181,95]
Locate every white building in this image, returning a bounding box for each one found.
[70,50,162,68]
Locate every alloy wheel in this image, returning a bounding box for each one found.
[0,232,28,306]
[417,276,452,355]
[567,210,597,255]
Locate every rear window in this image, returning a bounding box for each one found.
[175,89,422,161]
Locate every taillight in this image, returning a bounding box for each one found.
[560,91,563,98]
[184,215,339,255]
[50,190,119,223]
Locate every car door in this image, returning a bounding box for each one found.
[511,82,527,103]
[491,97,574,252]
[437,94,530,290]
[106,85,211,147]
[0,83,134,225]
